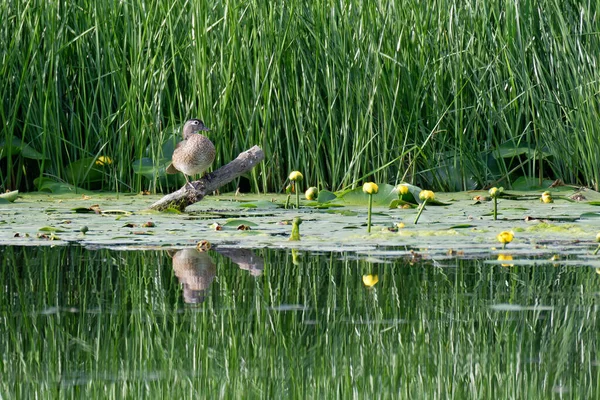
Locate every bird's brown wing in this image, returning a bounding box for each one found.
[166,140,186,174]
[166,163,178,174]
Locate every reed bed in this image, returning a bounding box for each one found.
[1,0,598,193]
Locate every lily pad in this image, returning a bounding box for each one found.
[333,184,399,207]
[65,156,111,185]
[39,226,66,233]
[317,190,337,204]
[0,137,48,160]
[511,177,557,191]
[0,190,19,202]
[33,177,92,194]
[223,219,259,227]
[494,141,551,159]
[239,200,280,209]
[132,133,182,184]
[580,212,600,219]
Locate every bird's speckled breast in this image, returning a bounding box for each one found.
[172,134,216,176]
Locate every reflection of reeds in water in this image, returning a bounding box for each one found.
[3,246,600,398]
[171,249,216,304]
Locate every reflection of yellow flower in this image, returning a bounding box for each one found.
[497,231,514,245]
[540,191,553,203]
[363,182,379,195]
[305,187,318,200]
[594,233,600,255]
[289,171,303,181]
[362,274,379,287]
[497,254,514,267]
[95,156,112,166]
[398,184,409,195]
[419,190,435,201]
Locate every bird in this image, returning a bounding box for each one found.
[166,119,215,188]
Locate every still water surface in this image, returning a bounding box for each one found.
[1,246,598,398]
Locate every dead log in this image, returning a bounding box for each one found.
[149,145,264,212]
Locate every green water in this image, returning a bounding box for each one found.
[1,246,598,399]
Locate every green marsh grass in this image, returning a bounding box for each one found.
[1,1,599,193]
[1,246,599,398]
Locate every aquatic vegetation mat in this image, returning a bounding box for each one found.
[1,190,600,264]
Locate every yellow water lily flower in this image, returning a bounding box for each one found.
[497,231,514,244]
[305,187,318,200]
[419,190,435,201]
[95,156,112,166]
[489,187,499,197]
[362,182,379,195]
[398,184,409,195]
[497,231,514,249]
[596,232,600,243]
[362,274,379,287]
[289,171,303,181]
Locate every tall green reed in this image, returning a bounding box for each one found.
[1,0,599,193]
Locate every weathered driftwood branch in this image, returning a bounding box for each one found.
[149,145,264,212]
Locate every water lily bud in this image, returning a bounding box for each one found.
[489,187,499,198]
[362,274,379,287]
[540,191,553,203]
[497,231,514,244]
[289,171,303,181]
[419,190,435,201]
[305,187,318,200]
[596,232,600,243]
[362,182,379,195]
[398,184,409,195]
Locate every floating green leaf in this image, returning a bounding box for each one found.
[333,184,398,207]
[223,219,259,227]
[317,190,337,204]
[33,177,91,194]
[0,190,18,202]
[65,156,110,185]
[0,137,48,160]
[511,177,557,191]
[39,226,66,233]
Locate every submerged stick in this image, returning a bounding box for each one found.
[149,145,264,212]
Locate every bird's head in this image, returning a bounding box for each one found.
[183,119,210,138]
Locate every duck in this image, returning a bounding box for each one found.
[166,119,215,187]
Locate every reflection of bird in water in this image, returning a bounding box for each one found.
[215,248,264,276]
[170,248,216,304]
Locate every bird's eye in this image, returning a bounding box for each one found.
[193,120,199,125]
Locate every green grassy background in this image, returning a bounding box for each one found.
[1,0,598,193]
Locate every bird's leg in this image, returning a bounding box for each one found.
[183,174,195,190]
